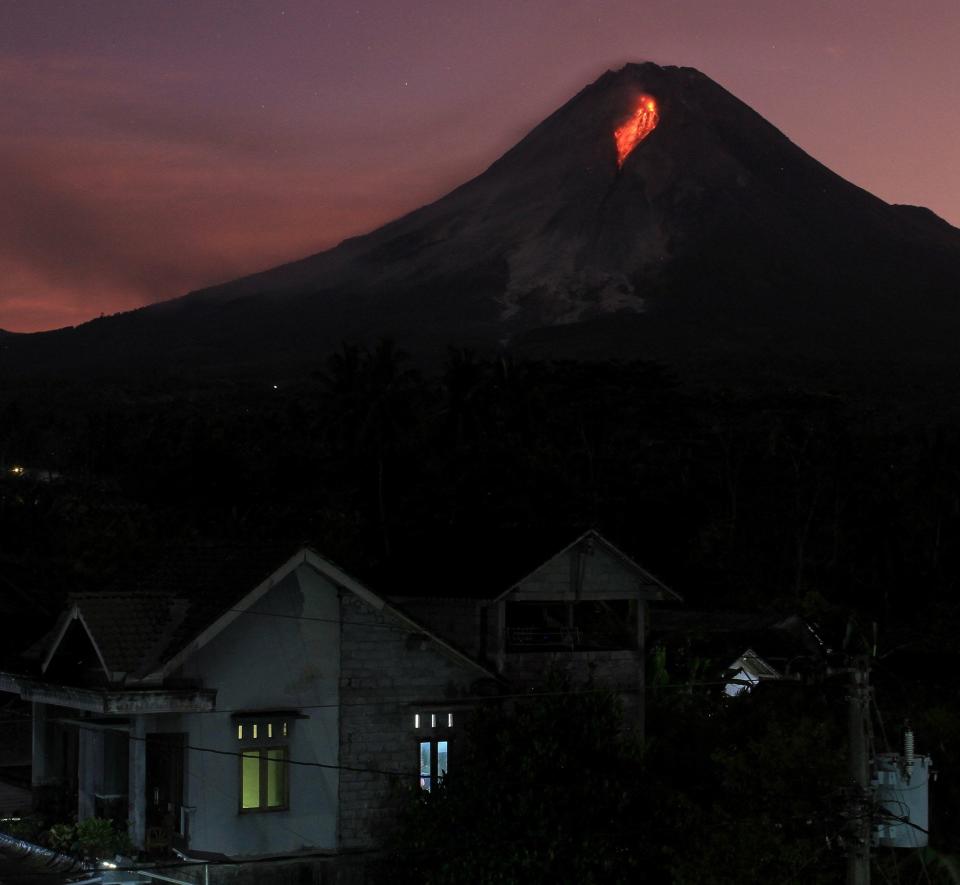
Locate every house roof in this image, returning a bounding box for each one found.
[41,543,293,680]
[650,608,824,674]
[38,530,669,686]
[383,527,680,601]
[40,542,497,685]
[491,529,681,603]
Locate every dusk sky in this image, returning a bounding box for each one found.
[3,0,959,333]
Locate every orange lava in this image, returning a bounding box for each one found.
[614,94,659,167]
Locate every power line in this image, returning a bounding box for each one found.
[0,679,755,723]
[0,680,754,782]
[225,607,415,629]
[78,719,414,779]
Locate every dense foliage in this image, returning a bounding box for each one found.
[386,677,849,884]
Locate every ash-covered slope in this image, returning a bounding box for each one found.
[8,62,960,372]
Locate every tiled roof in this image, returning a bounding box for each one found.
[69,543,296,677]
[71,591,181,675]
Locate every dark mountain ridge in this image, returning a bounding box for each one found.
[5,62,960,376]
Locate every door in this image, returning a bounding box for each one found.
[145,733,186,848]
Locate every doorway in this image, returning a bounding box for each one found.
[145,733,186,850]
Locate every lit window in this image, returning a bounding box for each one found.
[414,714,421,729]
[234,714,297,811]
[447,713,453,728]
[418,739,449,791]
[419,741,430,790]
[241,747,288,811]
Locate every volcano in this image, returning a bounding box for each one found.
[7,63,960,373]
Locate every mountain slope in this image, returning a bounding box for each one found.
[6,62,960,373]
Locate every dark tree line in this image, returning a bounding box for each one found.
[6,346,960,623]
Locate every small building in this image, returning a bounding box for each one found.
[649,609,825,695]
[0,531,678,862]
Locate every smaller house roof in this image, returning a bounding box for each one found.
[650,608,824,677]
[40,543,292,681]
[492,529,681,603]
[381,527,680,600]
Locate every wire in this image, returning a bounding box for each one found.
[873,693,891,755]
[0,706,412,778]
[0,678,771,798]
[181,739,319,853]
[90,723,414,779]
[876,809,930,837]
[0,679,755,724]
[226,607,420,630]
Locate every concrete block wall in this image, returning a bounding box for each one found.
[337,593,479,851]
[503,648,640,687]
[502,648,643,722]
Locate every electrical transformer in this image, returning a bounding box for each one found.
[872,750,932,848]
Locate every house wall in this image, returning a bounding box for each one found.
[337,592,483,851]
[496,541,649,729]
[31,703,74,788]
[164,564,341,857]
[512,542,657,600]
[501,649,643,721]
[391,597,484,659]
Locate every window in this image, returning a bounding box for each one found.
[413,710,454,790]
[240,747,288,811]
[419,740,448,791]
[233,712,297,813]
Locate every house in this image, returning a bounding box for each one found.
[0,531,677,864]
[394,530,679,734]
[648,609,826,695]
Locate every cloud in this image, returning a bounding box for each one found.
[0,126,451,331]
[0,50,514,332]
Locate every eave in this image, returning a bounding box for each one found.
[0,672,216,714]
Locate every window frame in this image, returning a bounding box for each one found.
[418,737,449,792]
[232,710,302,815]
[412,708,455,791]
[238,745,290,814]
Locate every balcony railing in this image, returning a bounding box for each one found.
[506,627,635,652]
[507,626,583,648]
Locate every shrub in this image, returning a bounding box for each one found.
[45,818,132,860]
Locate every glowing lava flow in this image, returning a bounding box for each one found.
[614,95,659,167]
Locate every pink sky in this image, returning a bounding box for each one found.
[2,0,959,332]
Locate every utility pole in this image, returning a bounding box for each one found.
[847,654,872,885]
